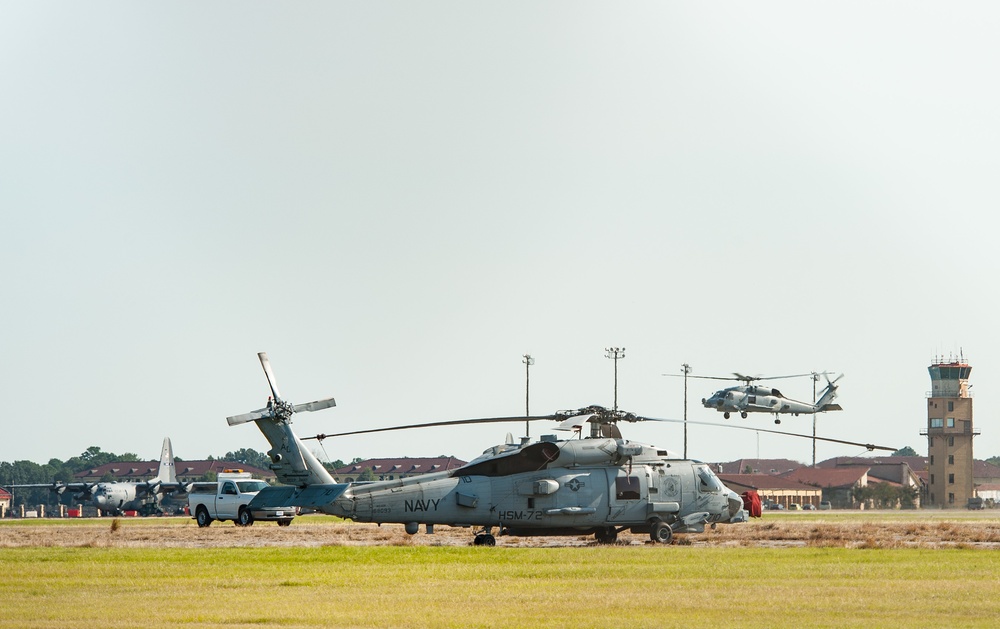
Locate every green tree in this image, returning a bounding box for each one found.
[223,448,271,470]
[356,468,376,482]
[892,446,919,457]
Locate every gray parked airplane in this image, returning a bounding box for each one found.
[9,437,190,515]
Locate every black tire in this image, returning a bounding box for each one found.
[195,506,212,528]
[237,507,254,527]
[650,521,673,544]
[595,527,618,544]
[277,519,292,527]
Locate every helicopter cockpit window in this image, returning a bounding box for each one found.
[615,476,641,500]
[453,441,561,478]
[696,466,723,494]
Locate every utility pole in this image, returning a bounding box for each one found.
[605,347,625,411]
[522,354,534,437]
[681,363,692,459]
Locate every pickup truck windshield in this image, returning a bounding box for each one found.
[236,481,269,493]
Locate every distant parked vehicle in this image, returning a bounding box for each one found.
[189,470,297,527]
[818,501,832,510]
[802,503,816,510]
[787,503,801,510]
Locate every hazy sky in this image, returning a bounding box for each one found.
[3,3,999,468]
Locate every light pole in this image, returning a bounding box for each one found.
[681,363,692,459]
[605,347,625,411]
[522,354,534,437]
[811,372,820,466]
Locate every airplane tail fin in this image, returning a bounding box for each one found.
[226,353,338,488]
[156,437,177,483]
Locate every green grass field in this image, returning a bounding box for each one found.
[2,544,999,629]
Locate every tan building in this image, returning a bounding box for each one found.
[921,357,979,508]
[719,473,822,509]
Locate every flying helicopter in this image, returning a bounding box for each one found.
[225,353,893,545]
[692,372,843,424]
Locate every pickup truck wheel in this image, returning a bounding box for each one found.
[277,519,292,527]
[195,506,212,528]
[237,507,254,527]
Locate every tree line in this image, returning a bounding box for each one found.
[0,446,362,508]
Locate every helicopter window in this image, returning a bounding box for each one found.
[696,466,723,494]
[615,476,641,500]
[748,396,756,404]
[453,441,560,478]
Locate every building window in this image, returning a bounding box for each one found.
[948,474,955,484]
[948,401,954,412]
[947,417,955,428]
[949,493,955,504]
[930,455,934,465]
[930,474,935,484]
[931,418,944,428]
[949,437,955,447]
[948,455,954,465]
[929,437,934,447]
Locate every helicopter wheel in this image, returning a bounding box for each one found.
[774,418,781,424]
[723,412,730,419]
[650,521,673,544]
[473,534,496,546]
[595,527,618,544]
[740,412,748,419]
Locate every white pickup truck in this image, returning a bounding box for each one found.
[188,471,297,527]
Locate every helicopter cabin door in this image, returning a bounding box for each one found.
[607,467,648,523]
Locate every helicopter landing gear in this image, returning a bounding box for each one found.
[723,412,731,419]
[595,527,619,544]
[740,412,748,419]
[774,418,781,424]
[650,521,673,544]
[473,527,497,546]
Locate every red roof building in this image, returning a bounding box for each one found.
[74,460,275,482]
[332,456,466,482]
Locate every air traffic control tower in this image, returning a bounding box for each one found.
[922,356,979,508]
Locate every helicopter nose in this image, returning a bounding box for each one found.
[727,490,744,520]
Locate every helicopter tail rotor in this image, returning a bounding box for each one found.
[226,353,339,487]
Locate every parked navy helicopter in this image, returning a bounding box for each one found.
[226,353,891,545]
[695,372,843,424]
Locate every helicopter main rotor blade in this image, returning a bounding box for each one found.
[662,373,739,381]
[258,352,282,401]
[641,416,896,452]
[750,372,819,381]
[302,414,565,441]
